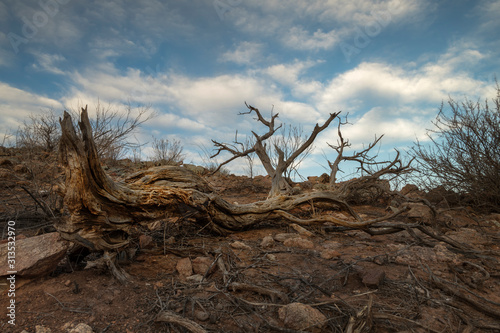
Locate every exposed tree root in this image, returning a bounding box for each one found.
[57,107,410,255]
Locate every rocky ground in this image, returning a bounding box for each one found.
[1,162,500,332]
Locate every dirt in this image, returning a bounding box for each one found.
[1,172,500,332]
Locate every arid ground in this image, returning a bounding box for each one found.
[1,161,500,333]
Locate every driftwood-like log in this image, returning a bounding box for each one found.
[56,107,408,252]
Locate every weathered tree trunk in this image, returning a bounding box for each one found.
[56,108,408,254]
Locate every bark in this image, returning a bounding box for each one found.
[56,107,408,253]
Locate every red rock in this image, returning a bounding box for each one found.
[0,232,69,277]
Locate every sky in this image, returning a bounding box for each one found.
[0,0,499,179]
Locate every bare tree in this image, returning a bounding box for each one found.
[16,109,60,156]
[70,101,155,162]
[269,124,314,182]
[151,137,184,165]
[326,115,414,203]
[411,84,500,211]
[212,103,340,197]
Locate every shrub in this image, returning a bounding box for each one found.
[150,137,184,165]
[411,84,500,212]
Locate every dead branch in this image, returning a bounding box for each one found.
[229,282,289,303]
[427,266,500,320]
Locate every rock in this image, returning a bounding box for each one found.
[68,323,94,333]
[278,302,326,332]
[230,241,252,250]
[183,164,207,175]
[290,224,313,237]
[359,267,386,288]
[445,228,488,245]
[192,256,215,275]
[407,203,434,221]
[283,238,314,249]
[0,232,69,277]
[274,233,300,242]
[176,258,193,277]
[400,184,419,196]
[265,253,277,261]
[139,234,154,249]
[194,310,210,321]
[320,249,341,259]
[260,235,275,248]
[318,173,330,184]
[36,326,52,333]
[186,274,204,283]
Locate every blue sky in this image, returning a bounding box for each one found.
[0,0,499,178]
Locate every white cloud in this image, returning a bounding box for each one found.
[283,27,339,51]
[228,0,434,51]
[31,52,66,75]
[317,44,490,115]
[0,82,63,139]
[221,41,264,65]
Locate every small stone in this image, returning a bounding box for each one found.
[176,257,193,277]
[186,274,204,283]
[283,238,314,249]
[274,233,300,242]
[194,310,210,321]
[36,326,52,333]
[320,249,341,259]
[359,268,386,288]
[278,302,326,332]
[230,241,252,250]
[265,254,277,261]
[68,323,94,333]
[192,256,215,275]
[290,224,314,237]
[64,279,72,287]
[260,235,275,248]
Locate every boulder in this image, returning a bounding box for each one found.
[0,232,69,277]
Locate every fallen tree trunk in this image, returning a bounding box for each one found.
[56,107,408,253]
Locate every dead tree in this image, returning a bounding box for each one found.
[57,107,410,253]
[212,103,340,197]
[326,118,414,203]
